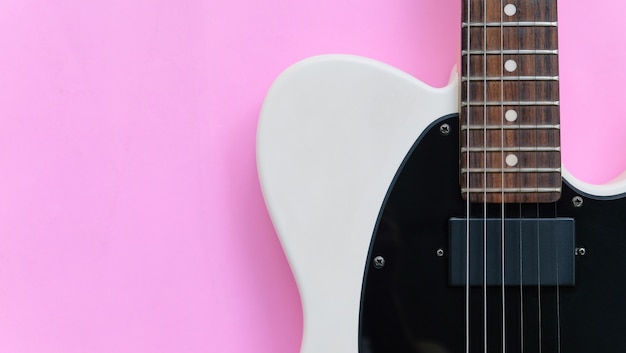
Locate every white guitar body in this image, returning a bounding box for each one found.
[256,54,626,353]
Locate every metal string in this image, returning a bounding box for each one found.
[555,201,562,353]
[519,204,524,353]
[533,4,543,353]
[515,4,524,353]
[465,1,472,352]
[537,205,542,353]
[499,0,507,352]
[482,0,488,351]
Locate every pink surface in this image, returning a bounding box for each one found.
[0,1,624,352]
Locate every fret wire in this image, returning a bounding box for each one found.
[461,146,560,152]
[462,124,560,130]
[462,49,558,55]
[462,101,559,107]
[462,21,557,28]
[463,76,558,81]
[461,167,561,173]
[461,188,562,193]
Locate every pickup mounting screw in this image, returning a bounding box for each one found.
[373,256,385,269]
[440,123,450,136]
[575,247,587,256]
[436,249,445,257]
[572,196,584,208]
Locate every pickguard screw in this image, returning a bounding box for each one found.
[572,196,584,208]
[576,247,587,256]
[373,256,385,269]
[436,249,445,257]
[440,123,450,136]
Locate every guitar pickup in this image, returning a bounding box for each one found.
[448,218,575,286]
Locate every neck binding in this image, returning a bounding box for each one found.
[460,0,561,204]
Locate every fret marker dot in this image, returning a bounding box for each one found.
[506,154,519,167]
[505,109,518,122]
[505,59,517,72]
[504,4,517,16]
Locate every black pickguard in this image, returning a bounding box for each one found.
[360,115,626,353]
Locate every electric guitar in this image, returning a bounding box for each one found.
[256,1,626,352]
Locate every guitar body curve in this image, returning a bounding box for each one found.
[257,54,458,353]
[361,115,626,353]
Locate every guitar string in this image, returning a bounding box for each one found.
[533,4,543,353]
[518,203,524,353]
[536,205,542,353]
[516,5,524,353]
[465,1,471,352]
[499,1,507,353]
[482,0,488,351]
[555,204,562,353]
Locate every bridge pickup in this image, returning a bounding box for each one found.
[448,218,575,286]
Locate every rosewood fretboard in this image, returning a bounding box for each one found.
[460,0,561,203]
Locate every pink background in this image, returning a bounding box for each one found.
[0,1,624,352]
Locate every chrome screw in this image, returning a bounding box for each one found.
[572,196,584,208]
[436,249,445,257]
[440,123,450,136]
[576,247,587,256]
[373,256,386,269]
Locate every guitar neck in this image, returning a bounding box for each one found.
[460,0,561,204]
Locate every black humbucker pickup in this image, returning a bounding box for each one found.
[449,218,575,286]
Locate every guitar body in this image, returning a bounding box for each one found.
[256,54,626,353]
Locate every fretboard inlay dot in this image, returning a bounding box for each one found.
[505,154,519,167]
[504,4,517,16]
[505,109,518,122]
[504,59,518,72]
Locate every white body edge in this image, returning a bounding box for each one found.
[256,54,626,353]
